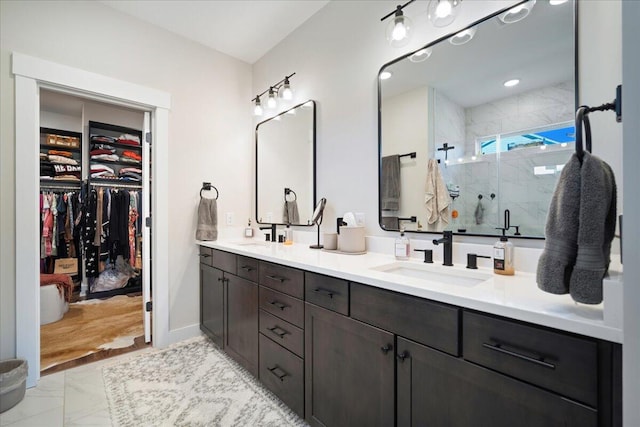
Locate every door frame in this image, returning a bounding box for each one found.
[13,52,171,387]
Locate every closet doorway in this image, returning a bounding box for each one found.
[13,52,171,387]
[38,90,153,374]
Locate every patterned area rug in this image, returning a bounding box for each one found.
[103,337,307,427]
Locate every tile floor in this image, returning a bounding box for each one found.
[0,348,154,427]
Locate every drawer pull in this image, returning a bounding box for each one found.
[267,365,289,381]
[217,277,224,282]
[266,274,286,283]
[381,344,393,355]
[199,253,211,258]
[396,351,410,362]
[482,342,556,370]
[269,300,288,311]
[240,265,254,271]
[313,288,335,299]
[267,326,289,339]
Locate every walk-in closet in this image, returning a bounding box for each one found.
[38,89,152,374]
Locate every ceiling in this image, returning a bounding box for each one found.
[99,1,330,64]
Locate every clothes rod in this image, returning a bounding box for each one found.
[89,181,142,189]
[41,185,81,191]
[399,152,417,159]
[398,216,417,222]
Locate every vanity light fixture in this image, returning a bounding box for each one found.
[503,78,520,87]
[250,72,296,117]
[449,27,476,45]
[499,0,536,24]
[380,71,393,80]
[410,48,433,63]
[427,0,462,28]
[381,2,415,48]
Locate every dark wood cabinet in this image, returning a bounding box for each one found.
[225,274,259,376]
[305,303,394,427]
[397,336,597,427]
[199,263,225,348]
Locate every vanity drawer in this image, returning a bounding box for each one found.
[259,286,304,328]
[463,311,598,407]
[259,309,304,357]
[259,333,304,418]
[199,247,236,273]
[350,283,460,356]
[259,262,304,298]
[305,272,349,315]
[236,256,258,282]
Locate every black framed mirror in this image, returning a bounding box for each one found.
[378,0,578,239]
[256,100,316,225]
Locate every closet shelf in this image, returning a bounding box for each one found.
[89,140,142,150]
[89,159,142,167]
[40,143,81,153]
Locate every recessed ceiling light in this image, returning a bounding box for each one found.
[499,0,536,24]
[503,79,520,87]
[410,48,433,63]
[549,0,568,5]
[449,27,476,45]
[380,71,393,80]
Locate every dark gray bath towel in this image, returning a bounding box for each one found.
[569,153,617,304]
[381,216,399,230]
[381,155,401,211]
[283,200,300,224]
[196,197,218,241]
[536,153,582,295]
[474,199,484,225]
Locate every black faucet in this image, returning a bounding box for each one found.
[432,230,453,266]
[259,224,276,242]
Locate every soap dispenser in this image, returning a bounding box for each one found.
[493,229,515,275]
[395,228,410,260]
[244,219,254,238]
[284,224,293,246]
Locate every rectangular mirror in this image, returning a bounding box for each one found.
[379,0,577,238]
[256,100,316,225]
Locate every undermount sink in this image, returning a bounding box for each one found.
[371,262,491,287]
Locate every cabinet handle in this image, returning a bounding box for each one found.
[266,274,286,283]
[217,277,224,282]
[313,288,334,299]
[269,300,288,311]
[240,265,254,271]
[396,351,410,362]
[199,253,211,258]
[482,342,556,370]
[380,344,393,355]
[267,326,288,339]
[267,365,289,381]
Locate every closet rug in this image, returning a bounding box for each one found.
[41,294,144,372]
[102,337,307,427]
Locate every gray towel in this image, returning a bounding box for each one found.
[283,200,300,224]
[196,197,218,241]
[381,216,399,230]
[536,153,582,295]
[381,155,401,211]
[474,199,484,225]
[569,153,617,304]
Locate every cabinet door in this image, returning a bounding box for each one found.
[305,303,394,427]
[200,263,224,348]
[396,337,597,427]
[225,274,259,377]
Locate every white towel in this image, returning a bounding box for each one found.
[424,159,451,224]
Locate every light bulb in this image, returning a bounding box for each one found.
[449,27,476,45]
[267,87,277,109]
[281,77,293,100]
[410,48,433,63]
[380,71,392,80]
[253,96,263,116]
[549,0,568,5]
[436,0,452,18]
[499,0,536,24]
[386,6,412,47]
[503,78,520,87]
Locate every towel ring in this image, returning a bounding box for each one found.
[284,188,297,202]
[575,106,593,160]
[200,182,219,200]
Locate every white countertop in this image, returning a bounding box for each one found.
[198,238,623,343]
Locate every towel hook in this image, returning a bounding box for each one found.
[200,182,219,200]
[575,106,593,160]
[284,187,297,202]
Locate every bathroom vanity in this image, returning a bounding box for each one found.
[198,240,621,427]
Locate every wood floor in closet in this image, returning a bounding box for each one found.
[40,294,147,375]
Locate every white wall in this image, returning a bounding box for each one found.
[0,0,252,359]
